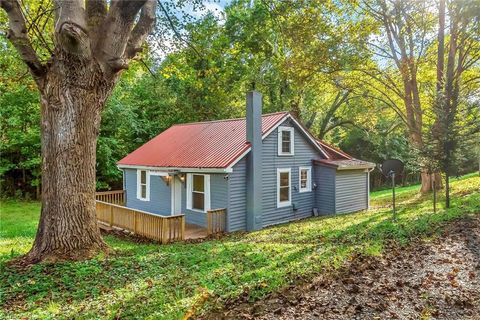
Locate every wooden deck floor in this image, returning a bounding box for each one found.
[185,223,208,240]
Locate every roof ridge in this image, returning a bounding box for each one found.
[171,111,289,127]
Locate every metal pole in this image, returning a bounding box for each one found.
[392,172,396,221]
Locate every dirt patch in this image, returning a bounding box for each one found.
[204,216,480,319]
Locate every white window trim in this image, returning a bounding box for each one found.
[299,166,312,193]
[136,169,150,201]
[277,168,292,208]
[277,126,294,156]
[186,173,211,213]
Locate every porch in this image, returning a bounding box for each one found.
[95,190,225,243]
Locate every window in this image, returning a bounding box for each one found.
[278,127,294,156]
[136,170,150,201]
[192,175,205,210]
[277,168,291,207]
[299,167,312,193]
[187,174,210,212]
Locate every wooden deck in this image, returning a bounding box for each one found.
[95,190,226,243]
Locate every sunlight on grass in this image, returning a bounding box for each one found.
[0,174,479,319]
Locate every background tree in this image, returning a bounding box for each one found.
[361,0,442,192]
[431,0,480,207]
[2,0,479,234]
[0,0,156,263]
[0,41,41,198]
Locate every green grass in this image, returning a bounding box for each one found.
[1,174,479,319]
[370,172,479,207]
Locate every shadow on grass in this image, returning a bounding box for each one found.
[1,176,478,319]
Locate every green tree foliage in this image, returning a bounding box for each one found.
[1,0,479,197]
[0,41,41,198]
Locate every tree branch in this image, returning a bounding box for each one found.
[318,91,351,138]
[362,93,408,126]
[22,0,54,56]
[54,0,91,58]
[125,0,156,60]
[97,0,148,73]
[156,0,202,58]
[86,0,107,32]
[322,120,356,138]
[0,0,45,80]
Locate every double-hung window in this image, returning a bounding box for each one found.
[299,166,312,192]
[277,168,291,207]
[137,169,150,201]
[187,174,210,212]
[278,127,294,156]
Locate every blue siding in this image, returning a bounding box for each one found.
[228,157,247,231]
[123,118,370,232]
[227,118,323,231]
[335,170,368,213]
[260,119,318,227]
[125,169,228,227]
[124,169,171,215]
[314,165,336,214]
[182,173,228,227]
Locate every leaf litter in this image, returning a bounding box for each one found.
[204,216,480,319]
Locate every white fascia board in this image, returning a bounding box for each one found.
[117,164,232,173]
[226,113,330,171]
[149,170,170,176]
[224,147,251,171]
[260,113,329,158]
[285,115,330,159]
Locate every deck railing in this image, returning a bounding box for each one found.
[207,208,226,235]
[95,190,125,205]
[96,201,185,243]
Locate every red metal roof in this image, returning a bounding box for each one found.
[313,141,375,169]
[316,140,352,160]
[117,112,289,169]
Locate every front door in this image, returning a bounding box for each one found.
[171,176,182,215]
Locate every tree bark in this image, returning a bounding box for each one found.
[437,0,445,93]
[2,0,156,264]
[445,173,450,208]
[420,172,442,194]
[413,132,441,193]
[372,0,440,194]
[23,53,112,263]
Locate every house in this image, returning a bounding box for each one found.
[117,91,375,232]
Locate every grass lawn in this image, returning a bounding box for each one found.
[1,175,479,319]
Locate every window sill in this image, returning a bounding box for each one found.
[277,153,294,156]
[277,202,291,208]
[188,208,207,213]
[299,189,312,193]
[137,198,150,202]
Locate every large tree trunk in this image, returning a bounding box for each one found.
[420,172,442,194]
[2,0,156,264]
[410,125,442,193]
[23,54,112,263]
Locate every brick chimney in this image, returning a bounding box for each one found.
[246,91,263,231]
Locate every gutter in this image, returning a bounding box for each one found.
[117,164,232,173]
